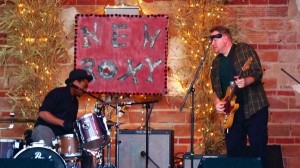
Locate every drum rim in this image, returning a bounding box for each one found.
[58,134,76,138]
[13,146,66,161]
[0,139,22,142]
[76,113,96,121]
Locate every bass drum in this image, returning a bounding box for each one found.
[14,146,66,168]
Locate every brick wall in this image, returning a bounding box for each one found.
[1,0,300,167]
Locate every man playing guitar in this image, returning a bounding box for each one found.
[210,25,269,168]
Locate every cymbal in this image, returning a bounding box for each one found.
[0,118,36,123]
[103,97,135,105]
[102,95,161,105]
[106,120,124,126]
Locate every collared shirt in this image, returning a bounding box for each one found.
[210,43,269,119]
[34,86,78,136]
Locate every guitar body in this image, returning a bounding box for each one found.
[219,86,239,129]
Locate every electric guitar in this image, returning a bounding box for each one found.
[220,56,253,129]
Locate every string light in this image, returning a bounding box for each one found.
[171,0,227,155]
[0,0,68,119]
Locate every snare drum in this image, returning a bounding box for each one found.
[14,146,66,168]
[75,113,110,150]
[0,139,24,158]
[55,134,81,159]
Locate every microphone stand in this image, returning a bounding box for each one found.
[141,151,160,168]
[179,41,212,168]
[281,68,300,84]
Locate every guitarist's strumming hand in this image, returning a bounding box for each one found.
[215,101,227,114]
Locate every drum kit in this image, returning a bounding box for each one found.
[0,95,160,168]
[0,102,120,168]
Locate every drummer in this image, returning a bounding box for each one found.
[31,69,93,167]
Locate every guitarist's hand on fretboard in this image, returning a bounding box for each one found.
[235,76,255,88]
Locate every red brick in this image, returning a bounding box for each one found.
[267,137,276,143]
[178,138,198,144]
[156,111,186,123]
[286,156,300,168]
[250,0,267,4]
[244,31,269,44]
[266,6,288,17]
[277,91,295,96]
[265,90,277,96]
[0,92,6,97]
[0,98,12,111]
[249,44,258,49]
[225,0,249,5]
[0,123,28,138]
[60,0,76,5]
[269,0,288,4]
[278,44,297,50]
[0,39,6,44]
[268,124,290,136]
[174,125,190,136]
[234,19,255,30]
[1,111,11,117]
[228,6,265,17]
[268,97,288,109]
[291,125,300,136]
[258,51,278,62]
[174,145,189,155]
[142,0,154,3]
[258,44,278,50]
[275,138,295,144]
[289,98,300,109]
[155,95,182,109]
[96,0,115,5]
[262,78,277,89]
[282,145,300,157]
[0,33,6,38]
[270,111,300,123]
[259,19,286,30]
[128,111,144,123]
[280,33,297,43]
[77,0,95,5]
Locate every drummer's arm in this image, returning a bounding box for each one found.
[38,111,64,127]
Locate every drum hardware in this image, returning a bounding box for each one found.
[68,84,125,116]
[0,112,14,130]
[103,142,115,168]
[113,97,160,168]
[0,138,24,158]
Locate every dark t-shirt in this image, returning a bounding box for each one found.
[34,86,78,136]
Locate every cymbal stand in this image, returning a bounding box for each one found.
[104,142,115,168]
[115,103,121,168]
[96,147,104,168]
[0,112,14,130]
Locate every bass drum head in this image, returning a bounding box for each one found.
[14,147,66,168]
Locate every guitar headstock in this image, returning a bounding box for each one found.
[242,56,253,71]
